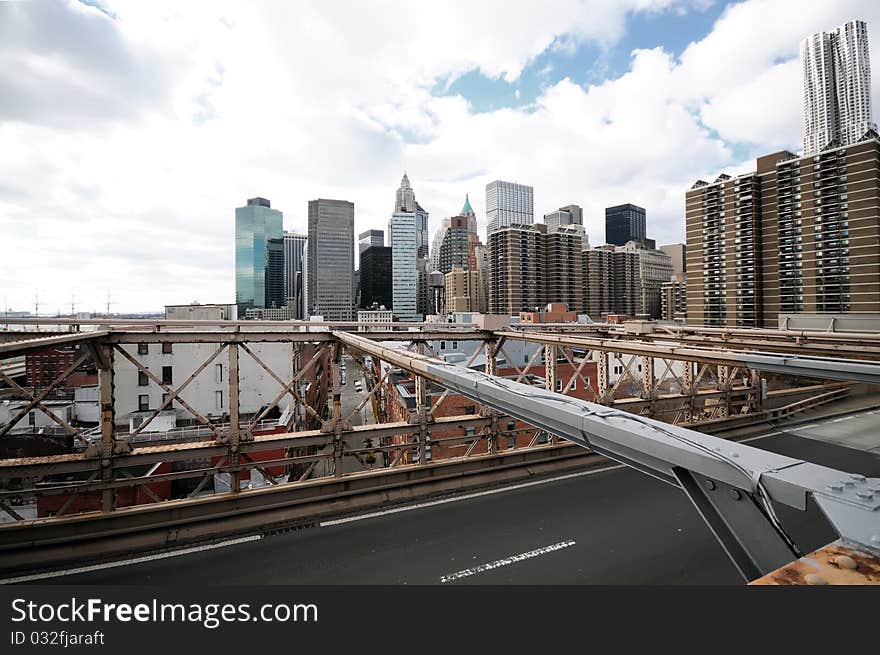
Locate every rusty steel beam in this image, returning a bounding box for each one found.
[0,350,91,437]
[0,414,499,481]
[497,330,880,384]
[749,540,880,585]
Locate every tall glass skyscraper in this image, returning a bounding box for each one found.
[235,197,283,315]
[389,211,419,322]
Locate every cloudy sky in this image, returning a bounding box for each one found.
[2,0,880,313]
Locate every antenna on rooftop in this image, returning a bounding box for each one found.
[105,289,116,318]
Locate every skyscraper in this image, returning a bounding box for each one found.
[544,204,583,229]
[437,214,480,274]
[488,225,542,314]
[605,203,646,246]
[802,20,875,155]
[686,137,880,327]
[235,197,283,315]
[307,199,354,321]
[359,246,393,310]
[266,237,285,309]
[390,173,429,321]
[283,232,307,319]
[389,211,419,321]
[486,180,534,236]
[359,229,384,255]
[660,243,686,280]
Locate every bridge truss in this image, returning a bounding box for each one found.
[0,318,878,584]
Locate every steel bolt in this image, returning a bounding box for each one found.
[850,474,867,482]
[834,555,857,570]
[843,479,856,487]
[856,490,874,500]
[729,489,742,501]
[828,483,844,493]
[704,480,716,491]
[804,573,827,586]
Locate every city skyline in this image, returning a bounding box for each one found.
[4,1,880,312]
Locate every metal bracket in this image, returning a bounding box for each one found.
[674,468,798,581]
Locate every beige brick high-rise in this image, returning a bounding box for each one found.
[488,225,542,314]
[686,137,880,327]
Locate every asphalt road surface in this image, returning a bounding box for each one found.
[20,413,880,585]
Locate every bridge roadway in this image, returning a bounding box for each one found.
[14,411,880,586]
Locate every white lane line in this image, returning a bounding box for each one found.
[440,540,576,583]
[319,465,624,527]
[0,534,263,585]
[740,432,779,443]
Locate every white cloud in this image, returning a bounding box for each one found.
[1,0,879,312]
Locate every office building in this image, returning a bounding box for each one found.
[283,232,307,319]
[359,229,384,255]
[437,214,480,274]
[802,20,875,155]
[235,197,283,315]
[660,244,686,280]
[544,204,583,229]
[605,203,646,246]
[389,173,429,321]
[307,199,355,321]
[618,241,674,319]
[357,308,394,330]
[389,212,419,321]
[686,137,880,327]
[359,245,392,310]
[445,268,482,313]
[394,172,430,259]
[244,306,294,320]
[165,303,236,321]
[266,236,285,308]
[486,180,534,236]
[473,243,490,314]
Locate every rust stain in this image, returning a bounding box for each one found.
[750,540,880,585]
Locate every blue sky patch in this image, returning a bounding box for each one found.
[433,1,728,113]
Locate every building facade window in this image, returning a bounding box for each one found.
[162,366,173,385]
[162,342,172,354]
[138,371,148,386]
[138,395,149,411]
[137,343,148,355]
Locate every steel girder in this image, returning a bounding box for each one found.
[334,330,880,581]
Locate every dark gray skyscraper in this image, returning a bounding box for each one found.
[605,203,646,246]
[359,245,392,309]
[266,237,285,308]
[308,199,354,320]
